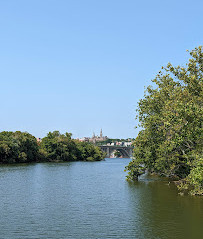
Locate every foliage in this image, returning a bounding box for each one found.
[114,150,122,158]
[39,131,78,161]
[40,131,105,162]
[76,141,106,161]
[126,46,203,195]
[95,138,134,146]
[0,131,105,163]
[0,131,39,163]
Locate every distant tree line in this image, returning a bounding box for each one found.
[126,46,203,196]
[95,138,134,146]
[0,131,105,164]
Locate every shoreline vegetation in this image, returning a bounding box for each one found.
[125,46,203,196]
[0,131,106,164]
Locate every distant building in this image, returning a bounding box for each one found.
[77,131,133,146]
[78,129,108,143]
[78,137,89,142]
[124,142,132,147]
[89,129,108,143]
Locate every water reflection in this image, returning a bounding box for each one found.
[127,176,203,239]
[0,159,202,239]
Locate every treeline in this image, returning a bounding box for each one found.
[0,131,105,164]
[126,46,203,196]
[95,138,134,146]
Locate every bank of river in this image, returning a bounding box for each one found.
[0,158,202,239]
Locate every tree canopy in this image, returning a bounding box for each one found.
[40,131,105,162]
[0,131,39,163]
[0,131,105,164]
[126,46,203,195]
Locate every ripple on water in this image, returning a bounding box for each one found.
[0,158,202,239]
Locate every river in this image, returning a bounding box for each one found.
[0,158,202,239]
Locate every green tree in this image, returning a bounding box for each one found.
[0,130,106,163]
[75,141,106,161]
[39,131,105,162]
[0,131,39,163]
[39,131,78,161]
[126,46,203,195]
[114,150,122,158]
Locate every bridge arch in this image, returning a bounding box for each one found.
[99,146,133,158]
[112,148,130,158]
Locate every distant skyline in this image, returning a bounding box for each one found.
[0,0,202,139]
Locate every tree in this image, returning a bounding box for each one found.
[39,131,105,162]
[125,46,203,195]
[114,150,122,158]
[0,131,39,163]
[75,141,106,161]
[39,131,78,161]
[0,130,106,163]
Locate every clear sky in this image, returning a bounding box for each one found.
[0,0,202,139]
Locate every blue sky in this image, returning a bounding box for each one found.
[0,0,202,138]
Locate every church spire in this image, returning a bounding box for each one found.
[100,129,103,138]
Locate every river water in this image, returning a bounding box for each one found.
[0,158,202,239]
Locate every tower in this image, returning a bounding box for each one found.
[100,129,103,138]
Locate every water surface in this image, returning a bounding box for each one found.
[0,158,202,239]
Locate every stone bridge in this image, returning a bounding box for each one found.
[99,145,133,158]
